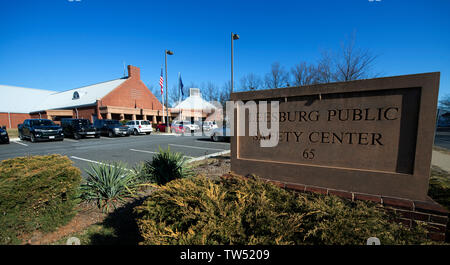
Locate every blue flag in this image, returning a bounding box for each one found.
[179,74,184,98]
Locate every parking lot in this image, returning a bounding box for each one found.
[0,134,230,177]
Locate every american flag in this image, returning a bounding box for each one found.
[159,68,164,95]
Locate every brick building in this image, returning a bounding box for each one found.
[0,65,171,128]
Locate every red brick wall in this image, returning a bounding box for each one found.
[30,113,47,120]
[74,106,97,122]
[0,113,31,128]
[100,66,163,110]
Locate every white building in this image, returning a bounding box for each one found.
[170,88,223,123]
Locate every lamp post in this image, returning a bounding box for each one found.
[231,32,239,93]
[165,49,174,132]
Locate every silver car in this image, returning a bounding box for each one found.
[210,127,230,142]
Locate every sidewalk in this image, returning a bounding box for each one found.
[432,148,450,172]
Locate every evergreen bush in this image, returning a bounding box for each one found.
[0,155,82,244]
[135,175,432,245]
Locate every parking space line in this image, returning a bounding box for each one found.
[129,149,158,154]
[70,156,132,171]
[12,141,28,146]
[130,149,194,159]
[169,144,226,151]
[195,140,230,145]
[70,156,106,165]
[64,139,79,143]
[187,150,231,163]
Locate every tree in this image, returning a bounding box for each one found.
[240,73,263,91]
[201,81,219,102]
[169,84,181,107]
[218,80,232,107]
[333,33,377,82]
[148,84,163,102]
[264,62,290,89]
[439,95,450,111]
[290,62,319,86]
[316,50,335,84]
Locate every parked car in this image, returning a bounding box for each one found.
[156,123,169,132]
[0,126,9,144]
[170,122,186,134]
[172,120,199,133]
[93,119,130,137]
[126,120,153,135]
[18,119,64,142]
[61,118,100,139]
[202,121,218,132]
[155,122,186,133]
[210,127,230,142]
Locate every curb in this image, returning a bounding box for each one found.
[187,150,231,163]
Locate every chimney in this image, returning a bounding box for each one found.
[127,65,140,80]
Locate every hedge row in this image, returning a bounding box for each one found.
[0,155,82,244]
[135,175,432,245]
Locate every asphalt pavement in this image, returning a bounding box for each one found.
[0,133,230,177]
[2,130,449,178]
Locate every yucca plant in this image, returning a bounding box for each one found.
[80,162,138,212]
[143,147,194,185]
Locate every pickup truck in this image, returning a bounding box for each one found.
[93,119,130,137]
[18,119,64,142]
[61,118,100,139]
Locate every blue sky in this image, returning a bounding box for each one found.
[0,0,449,102]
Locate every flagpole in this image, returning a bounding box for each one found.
[162,91,165,123]
[178,72,181,120]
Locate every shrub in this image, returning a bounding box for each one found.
[141,147,193,185]
[428,167,450,210]
[80,162,139,213]
[135,175,431,245]
[0,155,82,244]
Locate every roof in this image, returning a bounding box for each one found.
[33,78,127,112]
[0,78,127,113]
[0,85,55,113]
[173,88,216,111]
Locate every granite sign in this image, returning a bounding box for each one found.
[230,73,440,201]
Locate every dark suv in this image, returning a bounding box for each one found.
[18,119,64,142]
[61,118,100,139]
[93,119,130,137]
[0,126,9,144]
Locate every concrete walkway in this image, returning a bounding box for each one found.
[432,149,450,172]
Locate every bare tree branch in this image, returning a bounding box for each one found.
[334,33,377,82]
[290,62,319,86]
[240,73,263,91]
[264,62,290,89]
[439,95,450,111]
[316,50,335,84]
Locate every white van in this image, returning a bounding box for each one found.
[126,120,153,135]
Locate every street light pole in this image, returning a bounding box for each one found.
[231,32,239,94]
[165,49,173,132]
